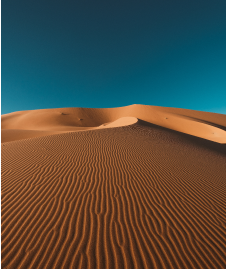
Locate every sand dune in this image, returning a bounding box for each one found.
[2,104,226,143]
[1,105,226,269]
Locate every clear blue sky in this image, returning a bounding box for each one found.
[2,0,226,114]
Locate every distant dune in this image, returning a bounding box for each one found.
[1,105,226,269]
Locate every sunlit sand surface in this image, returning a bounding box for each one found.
[2,105,226,269]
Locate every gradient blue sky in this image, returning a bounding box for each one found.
[2,0,226,114]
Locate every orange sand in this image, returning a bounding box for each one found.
[1,105,226,269]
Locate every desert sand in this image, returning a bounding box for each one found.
[1,104,226,269]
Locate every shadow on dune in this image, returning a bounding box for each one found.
[177,114,226,132]
[137,119,226,156]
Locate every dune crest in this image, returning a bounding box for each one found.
[97,117,138,129]
[1,105,226,269]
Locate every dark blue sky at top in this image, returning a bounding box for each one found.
[2,0,226,114]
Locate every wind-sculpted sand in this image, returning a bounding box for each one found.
[1,105,226,269]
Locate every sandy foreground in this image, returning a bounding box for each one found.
[1,104,226,269]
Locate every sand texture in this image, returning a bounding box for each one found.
[1,105,226,269]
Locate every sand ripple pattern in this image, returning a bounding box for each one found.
[2,123,226,269]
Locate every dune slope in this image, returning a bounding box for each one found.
[1,107,226,269]
[2,104,226,143]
